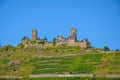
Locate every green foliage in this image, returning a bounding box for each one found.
[3,45,15,51]
[17,43,24,49]
[1,59,9,64]
[53,38,56,46]
[103,46,110,51]
[40,40,45,44]
[87,41,91,48]
[0,44,2,48]
[30,41,36,44]
[116,49,120,52]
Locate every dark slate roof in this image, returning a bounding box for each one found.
[21,36,30,41]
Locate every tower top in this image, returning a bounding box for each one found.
[71,28,77,35]
[71,28,76,30]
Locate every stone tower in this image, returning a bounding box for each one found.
[70,28,77,41]
[32,30,37,41]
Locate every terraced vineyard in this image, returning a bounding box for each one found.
[32,54,103,74]
[32,56,74,74]
[108,53,120,74]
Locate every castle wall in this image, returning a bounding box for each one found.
[44,42,53,47]
[66,42,88,48]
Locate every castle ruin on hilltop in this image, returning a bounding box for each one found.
[21,28,89,48]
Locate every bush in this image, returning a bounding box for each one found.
[17,43,24,49]
[1,45,15,51]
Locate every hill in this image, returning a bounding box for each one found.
[0,45,120,79]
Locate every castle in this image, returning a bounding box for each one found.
[21,28,89,48]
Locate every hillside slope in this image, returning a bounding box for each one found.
[0,46,120,78]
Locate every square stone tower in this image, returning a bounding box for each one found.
[70,28,77,41]
[32,30,37,41]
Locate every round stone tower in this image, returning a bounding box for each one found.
[32,30,37,41]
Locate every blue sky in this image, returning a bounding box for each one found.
[0,0,120,49]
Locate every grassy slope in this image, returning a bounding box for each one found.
[0,46,120,78]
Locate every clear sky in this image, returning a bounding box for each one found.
[0,0,120,50]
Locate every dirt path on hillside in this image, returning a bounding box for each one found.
[29,74,93,78]
[29,74,120,78]
[37,53,85,58]
[0,74,120,79]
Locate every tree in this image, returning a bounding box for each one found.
[87,41,91,48]
[0,44,2,52]
[103,46,110,51]
[40,40,45,44]
[0,44,2,48]
[44,37,47,42]
[116,49,120,52]
[85,39,91,48]
[53,38,56,46]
